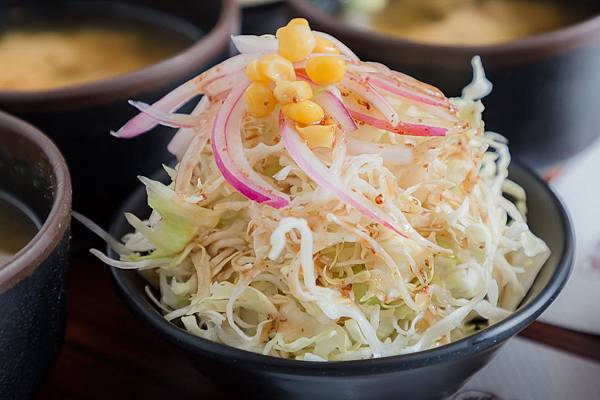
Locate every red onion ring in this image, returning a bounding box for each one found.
[211,82,289,209]
[349,109,447,137]
[114,54,259,139]
[343,74,400,126]
[128,100,201,129]
[365,75,448,108]
[313,90,357,133]
[113,79,201,138]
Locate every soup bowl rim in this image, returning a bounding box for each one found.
[0,111,72,293]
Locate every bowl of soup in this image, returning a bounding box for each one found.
[0,0,239,225]
[0,111,71,400]
[288,0,600,169]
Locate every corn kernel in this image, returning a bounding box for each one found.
[245,82,276,118]
[314,36,339,54]
[258,54,296,82]
[245,60,268,83]
[306,56,347,85]
[273,80,313,104]
[282,100,324,124]
[287,18,310,29]
[276,25,316,62]
[296,124,336,149]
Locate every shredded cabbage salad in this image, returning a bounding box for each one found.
[87,22,550,361]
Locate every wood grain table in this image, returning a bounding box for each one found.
[36,254,600,400]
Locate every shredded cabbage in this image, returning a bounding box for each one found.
[89,54,550,361]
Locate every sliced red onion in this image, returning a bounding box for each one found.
[203,69,246,98]
[366,75,458,122]
[313,90,357,133]
[113,54,258,139]
[350,109,447,137]
[211,81,289,208]
[168,96,211,158]
[128,100,201,129]
[113,79,201,138]
[194,53,261,88]
[342,74,399,126]
[365,75,448,108]
[347,138,413,165]
[387,70,445,100]
[313,31,359,61]
[280,113,408,238]
[231,34,278,54]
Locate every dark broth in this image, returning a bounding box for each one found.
[0,192,39,267]
[337,0,592,45]
[0,14,195,91]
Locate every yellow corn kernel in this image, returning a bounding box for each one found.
[245,82,276,118]
[282,100,324,124]
[276,25,316,62]
[245,60,268,83]
[258,54,296,82]
[287,18,310,29]
[273,80,313,104]
[314,36,339,54]
[306,56,347,85]
[296,124,336,149]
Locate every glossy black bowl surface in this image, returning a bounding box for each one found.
[0,0,238,224]
[108,162,573,400]
[0,111,72,400]
[288,0,600,169]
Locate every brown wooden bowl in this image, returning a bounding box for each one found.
[0,111,72,400]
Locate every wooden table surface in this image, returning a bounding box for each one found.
[36,254,600,400]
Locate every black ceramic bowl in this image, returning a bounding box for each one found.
[288,0,600,169]
[107,161,573,400]
[0,0,238,224]
[0,111,72,399]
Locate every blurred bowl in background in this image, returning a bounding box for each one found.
[240,0,287,35]
[0,0,239,225]
[0,111,71,400]
[288,0,600,169]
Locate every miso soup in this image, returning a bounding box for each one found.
[0,192,39,266]
[0,17,193,91]
[339,0,591,45]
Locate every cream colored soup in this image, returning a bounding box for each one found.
[342,0,588,45]
[0,23,190,91]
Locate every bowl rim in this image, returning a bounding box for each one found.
[109,160,574,372]
[0,111,72,293]
[0,0,238,109]
[287,0,600,56]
